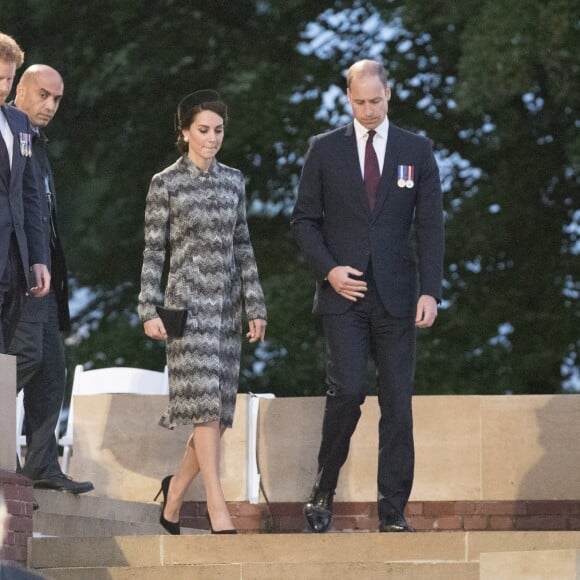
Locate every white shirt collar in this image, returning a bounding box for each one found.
[0,107,14,167]
[0,107,9,132]
[353,116,389,141]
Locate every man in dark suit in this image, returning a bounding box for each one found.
[0,32,50,353]
[292,60,444,533]
[8,64,93,494]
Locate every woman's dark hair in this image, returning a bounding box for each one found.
[175,91,228,153]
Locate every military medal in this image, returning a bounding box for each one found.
[397,165,406,188]
[19,132,32,157]
[398,165,414,188]
[405,165,414,188]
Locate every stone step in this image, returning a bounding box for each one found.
[33,512,204,537]
[30,532,466,570]
[480,549,580,580]
[30,530,580,572]
[32,489,203,537]
[36,561,479,580]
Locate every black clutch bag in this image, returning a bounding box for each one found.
[156,306,187,338]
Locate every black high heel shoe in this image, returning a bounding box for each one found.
[211,526,238,535]
[207,512,237,534]
[154,475,180,535]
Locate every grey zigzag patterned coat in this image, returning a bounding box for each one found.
[138,155,267,429]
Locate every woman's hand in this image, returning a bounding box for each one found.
[144,317,168,340]
[246,318,267,343]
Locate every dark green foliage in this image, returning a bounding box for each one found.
[2,0,578,396]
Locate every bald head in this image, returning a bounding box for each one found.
[15,64,64,128]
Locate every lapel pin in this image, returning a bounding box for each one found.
[19,132,32,157]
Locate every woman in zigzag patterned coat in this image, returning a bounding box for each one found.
[138,90,267,535]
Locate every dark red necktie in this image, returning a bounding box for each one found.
[364,130,380,210]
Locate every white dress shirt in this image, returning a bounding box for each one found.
[353,116,389,179]
[0,107,14,167]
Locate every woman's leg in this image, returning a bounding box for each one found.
[163,431,200,523]
[194,420,233,531]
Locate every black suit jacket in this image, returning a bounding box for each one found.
[17,128,70,331]
[0,105,46,286]
[292,122,444,318]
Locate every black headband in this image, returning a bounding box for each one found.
[176,89,221,126]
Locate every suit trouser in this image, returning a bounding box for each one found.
[317,279,416,519]
[0,235,24,354]
[9,292,65,479]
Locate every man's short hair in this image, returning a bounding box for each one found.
[0,32,25,68]
[347,59,389,89]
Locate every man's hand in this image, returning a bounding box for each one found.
[246,318,267,343]
[415,295,438,328]
[29,264,50,297]
[144,317,168,340]
[327,266,367,302]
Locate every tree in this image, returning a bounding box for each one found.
[348,0,578,393]
[2,0,335,396]
[2,0,577,395]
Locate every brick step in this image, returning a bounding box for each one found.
[32,492,580,536]
[178,499,580,533]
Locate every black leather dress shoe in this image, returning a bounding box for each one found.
[303,487,334,533]
[379,513,415,532]
[32,473,94,495]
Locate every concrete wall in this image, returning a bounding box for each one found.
[0,354,16,471]
[68,394,249,502]
[257,395,580,502]
[67,394,580,504]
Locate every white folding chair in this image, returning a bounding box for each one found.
[246,392,275,503]
[59,365,169,473]
[16,390,26,466]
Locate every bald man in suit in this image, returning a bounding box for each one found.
[8,64,93,494]
[292,60,444,533]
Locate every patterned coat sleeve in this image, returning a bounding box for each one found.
[233,177,267,321]
[138,174,169,321]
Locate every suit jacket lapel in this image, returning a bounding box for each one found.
[36,130,57,211]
